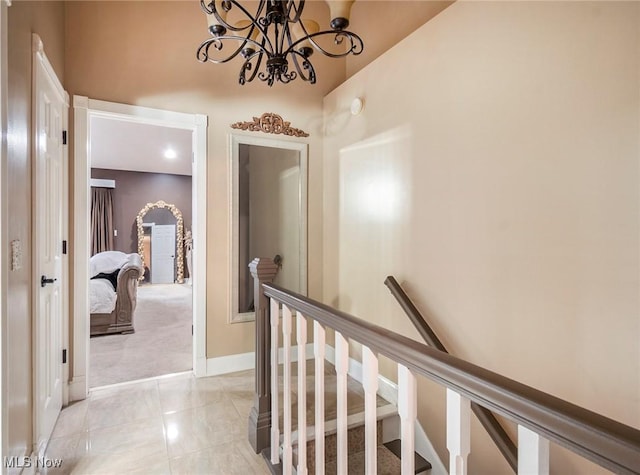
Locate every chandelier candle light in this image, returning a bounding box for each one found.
[197,0,364,86]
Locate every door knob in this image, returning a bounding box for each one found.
[41,275,57,287]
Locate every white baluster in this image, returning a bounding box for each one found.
[296,312,308,475]
[518,425,549,475]
[362,346,379,474]
[314,321,326,475]
[398,364,417,475]
[335,331,349,475]
[270,298,280,465]
[446,389,470,475]
[282,304,293,474]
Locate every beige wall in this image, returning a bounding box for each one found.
[7,0,66,459]
[347,0,452,79]
[323,1,639,473]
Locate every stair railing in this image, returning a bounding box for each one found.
[384,275,518,472]
[247,258,640,475]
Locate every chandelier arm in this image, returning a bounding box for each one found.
[285,0,305,24]
[203,0,276,54]
[197,37,244,63]
[243,48,265,83]
[239,50,266,85]
[285,30,364,59]
[197,32,274,64]
[239,59,252,85]
[289,49,316,84]
[276,69,297,84]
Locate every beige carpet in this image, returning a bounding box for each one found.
[90,283,193,388]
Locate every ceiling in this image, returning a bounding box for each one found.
[90,116,193,176]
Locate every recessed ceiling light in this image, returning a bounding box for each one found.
[164,148,177,159]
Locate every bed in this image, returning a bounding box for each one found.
[90,251,144,336]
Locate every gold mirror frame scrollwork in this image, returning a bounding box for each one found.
[136,200,185,284]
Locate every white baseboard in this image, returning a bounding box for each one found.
[205,343,314,377]
[68,376,88,402]
[206,351,255,376]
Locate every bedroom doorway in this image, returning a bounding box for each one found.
[72,98,207,397]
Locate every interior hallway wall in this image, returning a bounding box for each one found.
[323,2,639,473]
[7,0,66,460]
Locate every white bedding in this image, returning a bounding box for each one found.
[90,277,117,314]
[90,251,128,278]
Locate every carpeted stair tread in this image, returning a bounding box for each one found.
[324,444,429,475]
[383,439,432,473]
[289,419,431,474]
[262,444,431,475]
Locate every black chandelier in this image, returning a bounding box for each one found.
[196,0,364,86]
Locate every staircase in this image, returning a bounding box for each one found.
[246,257,640,475]
[267,360,431,474]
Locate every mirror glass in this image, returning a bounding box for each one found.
[231,136,308,322]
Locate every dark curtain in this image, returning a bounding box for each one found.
[91,187,114,255]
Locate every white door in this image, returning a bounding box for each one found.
[151,224,176,284]
[33,35,67,455]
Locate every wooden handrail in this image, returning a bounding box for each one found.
[263,282,640,475]
[384,276,448,352]
[384,276,518,472]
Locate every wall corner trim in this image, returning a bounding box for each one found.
[73,95,89,109]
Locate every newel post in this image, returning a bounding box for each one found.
[248,257,279,453]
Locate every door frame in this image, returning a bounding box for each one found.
[0,0,9,463]
[71,97,207,400]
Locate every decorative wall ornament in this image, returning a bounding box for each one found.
[230,112,309,137]
[136,200,185,284]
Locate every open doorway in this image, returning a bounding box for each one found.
[72,98,207,400]
[88,116,193,387]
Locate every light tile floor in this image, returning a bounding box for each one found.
[43,370,270,475]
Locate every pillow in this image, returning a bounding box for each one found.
[90,251,128,278]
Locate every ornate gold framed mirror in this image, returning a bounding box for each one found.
[136,200,185,283]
